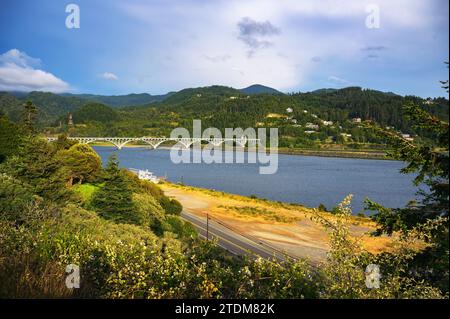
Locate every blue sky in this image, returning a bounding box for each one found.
[0,0,448,97]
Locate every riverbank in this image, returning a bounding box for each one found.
[277,147,388,159]
[87,141,390,160]
[159,182,394,262]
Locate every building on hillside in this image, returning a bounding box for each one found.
[322,120,333,126]
[229,96,238,100]
[68,113,74,126]
[304,130,317,134]
[352,117,362,123]
[291,119,298,124]
[305,123,319,130]
[286,107,293,113]
[401,133,414,142]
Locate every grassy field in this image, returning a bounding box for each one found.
[73,183,101,204]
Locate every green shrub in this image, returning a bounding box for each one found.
[159,197,183,215]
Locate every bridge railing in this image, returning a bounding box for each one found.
[47,136,262,150]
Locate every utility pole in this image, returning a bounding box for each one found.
[206,212,209,241]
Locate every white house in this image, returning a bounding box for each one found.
[322,120,333,126]
[286,107,293,113]
[305,123,319,130]
[352,117,362,123]
[401,133,414,141]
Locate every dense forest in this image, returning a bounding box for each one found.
[1,85,448,150]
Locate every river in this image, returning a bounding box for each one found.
[93,147,419,213]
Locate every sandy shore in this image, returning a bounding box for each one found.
[160,183,393,262]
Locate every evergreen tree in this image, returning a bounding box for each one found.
[0,137,71,203]
[56,143,102,185]
[366,67,449,293]
[91,154,138,224]
[22,100,37,135]
[0,116,23,163]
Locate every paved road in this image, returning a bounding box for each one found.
[181,211,289,261]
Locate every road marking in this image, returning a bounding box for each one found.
[188,218,255,254]
[182,213,278,259]
[183,212,279,257]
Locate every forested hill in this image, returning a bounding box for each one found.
[1,86,448,145]
[61,92,172,107]
[240,84,283,95]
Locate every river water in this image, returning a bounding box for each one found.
[94,147,419,213]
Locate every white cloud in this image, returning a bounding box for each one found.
[113,0,444,93]
[99,72,119,81]
[328,75,351,85]
[0,49,70,93]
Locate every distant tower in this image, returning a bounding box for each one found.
[68,113,74,126]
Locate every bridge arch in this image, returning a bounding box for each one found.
[153,139,190,149]
[83,139,121,149]
[116,139,155,149]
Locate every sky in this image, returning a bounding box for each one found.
[0,0,448,97]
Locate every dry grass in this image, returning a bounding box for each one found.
[0,253,88,298]
[160,182,394,262]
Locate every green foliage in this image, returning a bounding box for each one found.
[132,192,166,229]
[53,134,77,151]
[313,195,444,299]
[365,73,449,293]
[91,154,137,224]
[0,116,23,163]
[159,196,183,215]
[22,100,38,135]
[0,174,37,224]
[0,137,72,203]
[0,92,23,122]
[56,143,102,185]
[72,102,119,124]
[73,183,101,206]
[161,216,197,240]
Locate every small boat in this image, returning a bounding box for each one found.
[129,168,160,183]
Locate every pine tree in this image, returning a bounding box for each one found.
[22,100,37,135]
[91,154,138,224]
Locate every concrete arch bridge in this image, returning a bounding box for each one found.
[47,136,261,150]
